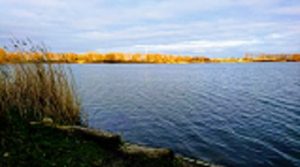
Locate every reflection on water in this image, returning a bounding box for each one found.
[72,63,300,167]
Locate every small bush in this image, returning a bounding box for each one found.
[0,39,81,125]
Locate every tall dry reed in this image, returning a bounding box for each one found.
[0,39,81,125]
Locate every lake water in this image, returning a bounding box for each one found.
[72,63,300,167]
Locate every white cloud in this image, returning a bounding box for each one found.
[266,33,285,39]
[5,0,66,8]
[76,20,296,43]
[129,39,260,53]
[273,6,300,15]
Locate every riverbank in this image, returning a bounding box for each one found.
[0,115,220,167]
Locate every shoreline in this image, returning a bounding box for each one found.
[1,48,300,64]
[29,118,223,167]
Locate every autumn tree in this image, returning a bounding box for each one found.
[0,48,7,63]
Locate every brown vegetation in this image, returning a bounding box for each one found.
[0,41,81,125]
[1,47,299,64]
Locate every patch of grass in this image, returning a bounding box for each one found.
[0,115,115,167]
[0,116,186,167]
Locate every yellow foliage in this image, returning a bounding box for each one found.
[0,48,7,63]
[0,48,299,64]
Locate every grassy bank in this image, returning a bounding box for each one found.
[0,114,191,167]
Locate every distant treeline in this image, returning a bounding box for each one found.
[1,48,300,64]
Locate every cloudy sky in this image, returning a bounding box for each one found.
[0,0,300,57]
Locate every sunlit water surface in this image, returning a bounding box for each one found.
[72,63,300,167]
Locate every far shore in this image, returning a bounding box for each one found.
[1,48,300,64]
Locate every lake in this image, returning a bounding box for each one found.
[72,63,300,167]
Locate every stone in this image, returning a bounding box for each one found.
[121,143,174,159]
[42,117,53,125]
[73,126,122,148]
[3,152,9,158]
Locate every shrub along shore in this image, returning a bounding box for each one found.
[0,41,221,167]
[1,45,300,64]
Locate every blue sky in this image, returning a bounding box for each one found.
[0,0,300,57]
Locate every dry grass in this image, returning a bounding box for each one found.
[0,39,81,125]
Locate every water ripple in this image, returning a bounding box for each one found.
[73,63,300,167]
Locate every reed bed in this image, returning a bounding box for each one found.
[0,39,81,125]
